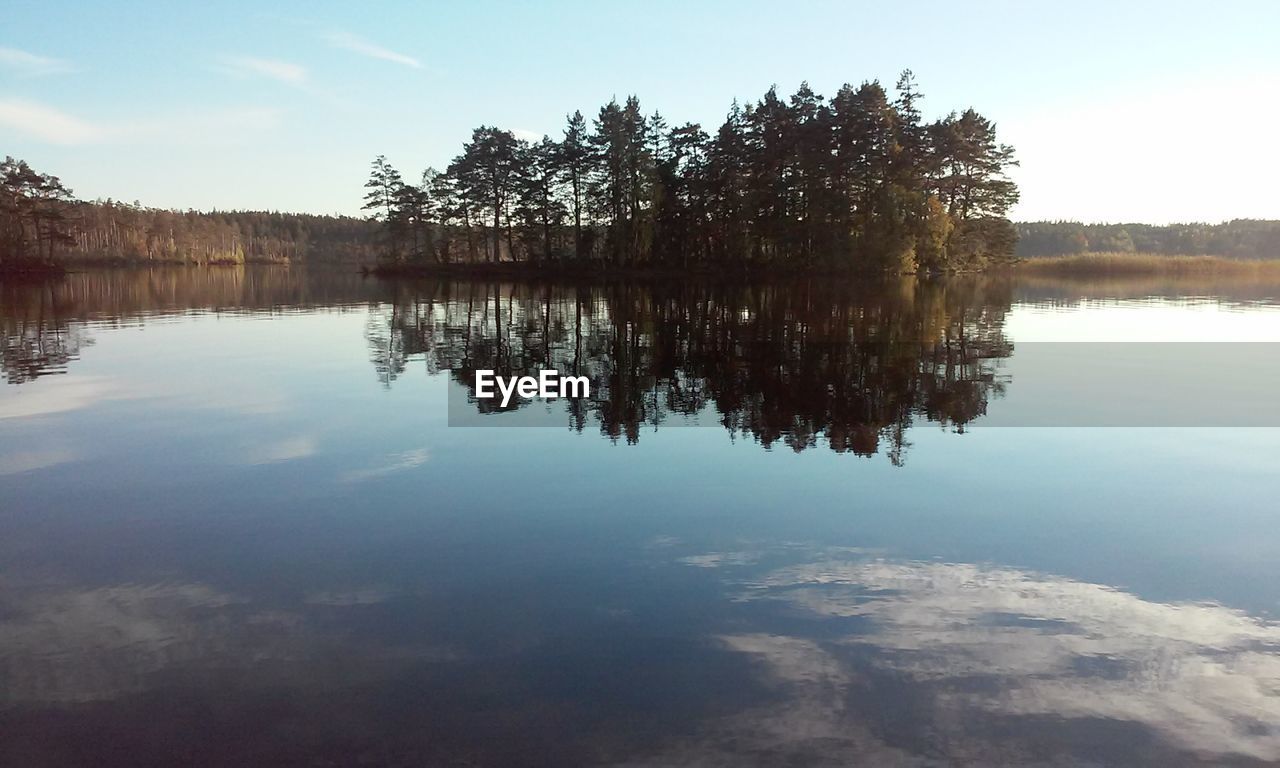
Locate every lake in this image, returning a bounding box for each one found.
[2,267,1280,766]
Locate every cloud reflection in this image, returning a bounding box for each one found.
[242,435,317,465]
[0,580,451,706]
[0,582,249,704]
[341,448,430,482]
[0,376,121,420]
[0,447,76,475]
[706,556,1280,762]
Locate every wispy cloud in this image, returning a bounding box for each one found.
[219,55,308,85]
[0,376,120,417]
[0,97,283,147]
[0,98,100,144]
[242,435,317,465]
[342,448,430,482]
[0,46,72,76]
[323,31,422,69]
[0,448,77,476]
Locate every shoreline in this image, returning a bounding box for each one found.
[0,262,68,278]
[8,253,1280,282]
[364,261,979,281]
[0,257,288,277]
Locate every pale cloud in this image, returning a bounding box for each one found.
[242,435,317,465]
[342,448,430,482]
[0,448,77,476]
[0,98,101,144]
[636,547,1280,763]
[0,46,72,76]
[0,376,121,419]
[220,55,308,85]
[726,556,1280,762]
[323,31,422,69]
[0,580,456,706]
[0,98,283,147]
[0,582,246,704]
[679,551,760,568]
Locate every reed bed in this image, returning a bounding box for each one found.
[1015,252,1280,276]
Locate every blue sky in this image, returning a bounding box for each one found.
[2,0,1277,222]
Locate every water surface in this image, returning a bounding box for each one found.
[2,268,1279,766]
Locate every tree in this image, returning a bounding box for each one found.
[787,82,831,260]
[931,109,1019,220]
[454,127,522,262]
[654,122,710,265]
[395,169,437,262]
[515,136,567,262]
[590,99,629,259]
[1,157,77,265]
[742,86,793,260]
[362,155,406,257]
[559,111,592,260]
[831,82,897,261]
[705,101,750,263]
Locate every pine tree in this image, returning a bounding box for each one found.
[454,128,522,262]
[362,155,406,258]
[515,136,568,262]
[559,111,592,260]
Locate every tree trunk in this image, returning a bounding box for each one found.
[572,171,582,260]
[491,175,501,264]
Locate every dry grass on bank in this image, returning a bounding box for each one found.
[1015,252,1280,276]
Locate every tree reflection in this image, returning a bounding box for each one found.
[0,268,381,384]
[369,277,1014,461]
[0,281,92,384]
[2,271,1015,461]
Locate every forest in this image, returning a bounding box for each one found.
[1016,220,1280,259]
[362,72,1022,273]
[1,156,378,270]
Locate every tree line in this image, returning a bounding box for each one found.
[364,72,1021,273]
[2,156,380,269]
[1016,220,1280,260]
[67,203,378,265]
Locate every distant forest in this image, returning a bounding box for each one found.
[363,72,1022,273]
[1,156,377,269]
[1017,220,1280,259]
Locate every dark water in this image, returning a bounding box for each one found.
[2,267,1280,766]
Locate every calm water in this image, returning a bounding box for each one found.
[2,267,1280,766]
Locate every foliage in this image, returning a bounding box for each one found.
[1,156,76,267]
[2,157,381,267]
[364,73,1021,272]
[1016,220,1280,260]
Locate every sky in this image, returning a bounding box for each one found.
[1,0,1277,223]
